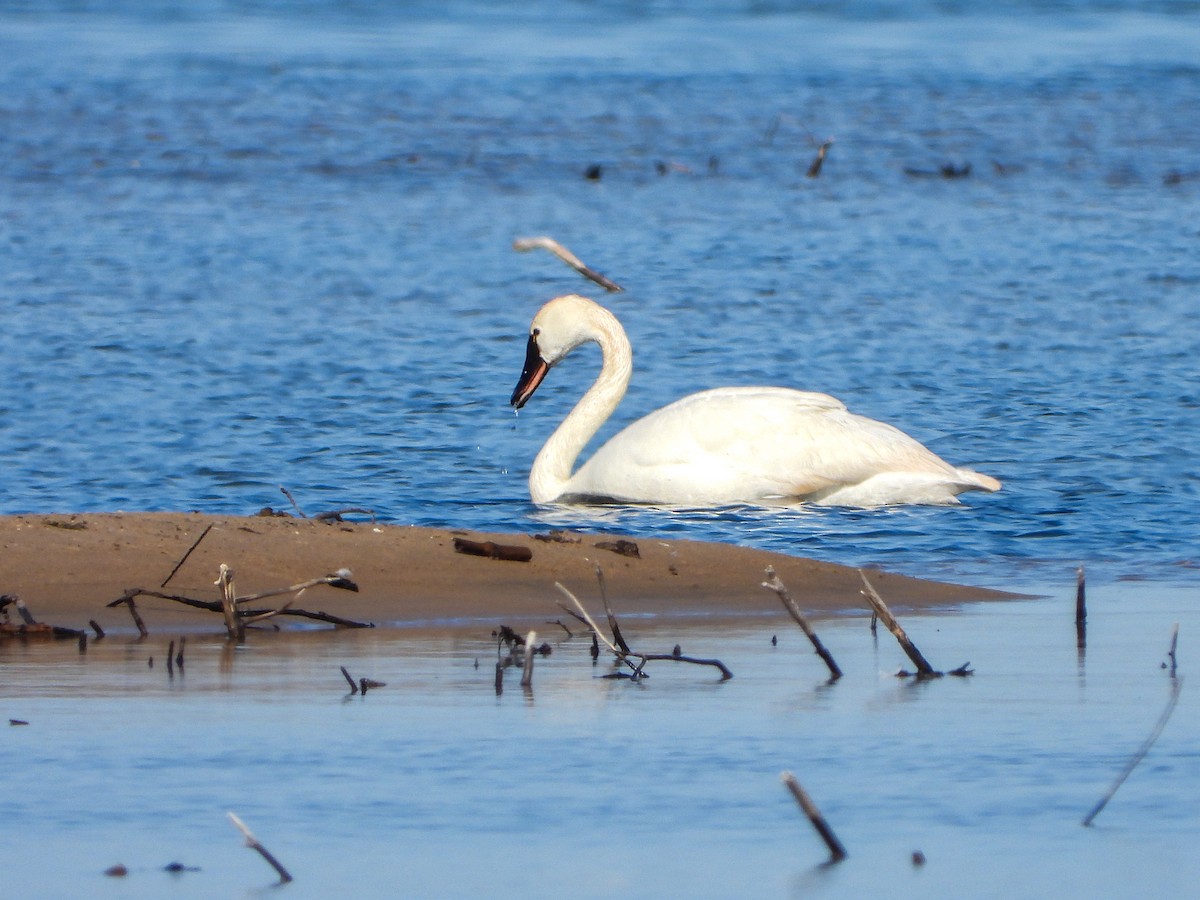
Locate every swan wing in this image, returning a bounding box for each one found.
[568,387,984,506]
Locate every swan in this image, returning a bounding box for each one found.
[510,294,1001,508]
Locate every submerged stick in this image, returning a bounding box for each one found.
[595,565,631,654]
[1082,676,1185,826]
[858,570,936,676]
[1075,565,1087,625]
[216,564,243,641]
[762,567,842,680]
[512,236,624,292]
[227,812,293,884]
[520,629,538,688]
[161,524,212,588]
[1166,624,1179,677]
[781,771,847,862]
[106,592,149,638]
[806,139,834,178]
[633,652,733,681]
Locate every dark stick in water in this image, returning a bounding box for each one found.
[858,570,937,677]
[762,566,842,681]
[781,771,847,862]
[227,812,293,884]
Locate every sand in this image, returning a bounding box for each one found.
[0,512,1019,636]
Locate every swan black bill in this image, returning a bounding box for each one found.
[511,333,549,409]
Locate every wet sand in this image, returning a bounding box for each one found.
[0,512,1020,636]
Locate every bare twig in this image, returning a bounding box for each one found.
[161,524,213,588]
[781,771,847,862]
[555,581,731,681]
[279,486,306,518]
[106,591,149,638]
[227,812,293,884]
[858,570,937,677]
[340,665,359,694]
[594,565,631,653]
[513,236,624,292]
[235,571,359,605]
[632,653,733,681]
[762,567,842,680]
[1082,676,1184,826]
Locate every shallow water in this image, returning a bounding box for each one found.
[4,585,1197,898]
[0,1,1198,589]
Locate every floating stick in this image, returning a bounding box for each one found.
[858,570,937,677]
[161,524,212,588]
[781,771,847,862]
[520,629,538,688]
[89,619,105,639]
[167,640,175,677]
[1166,624,1179,677]
[227,812,293,884]
[340,666,359,694]
[512,236,624,292]
[762,567,842,680]
[494,659,505,695]
[1082,676,1185,826]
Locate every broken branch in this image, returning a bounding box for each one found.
[762,566,842,680]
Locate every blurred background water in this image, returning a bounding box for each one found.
[1,0,1198,588]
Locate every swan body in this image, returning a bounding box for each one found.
[510,294,1001,508]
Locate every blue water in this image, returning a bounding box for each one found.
[1,1,1199,587]
[4,585,1198,898]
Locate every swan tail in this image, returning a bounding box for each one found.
[954,468,1002,493]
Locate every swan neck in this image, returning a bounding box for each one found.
[529,307,631,503]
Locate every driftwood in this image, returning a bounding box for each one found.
[453,537,532,562]
[781,771,847,863]
[227,812,292,884]
[857,570,967,678]
[0,595,87,640]
[107,568,371,637]
[555,581,732,681]
[761,567,842,681]
[594,539,640,558]
[513,235,624,292]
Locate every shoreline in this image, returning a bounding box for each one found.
[0,512,1023,637]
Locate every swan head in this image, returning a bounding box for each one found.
[510,294,609,409]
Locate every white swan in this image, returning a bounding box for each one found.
[510,294,1001,508]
